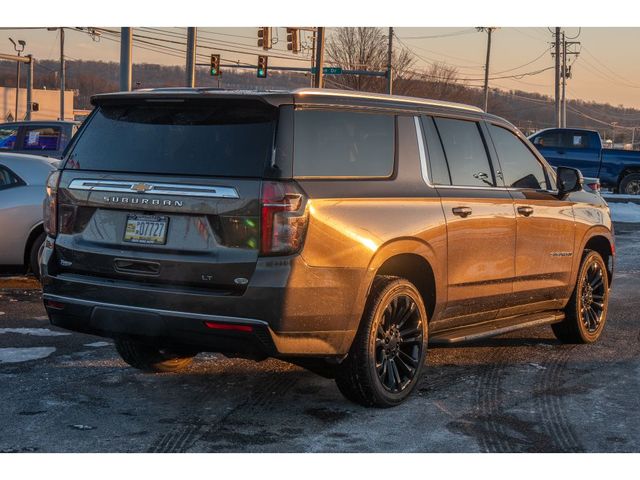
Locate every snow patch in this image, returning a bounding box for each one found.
[84,341,111,348]
[610,202,640,223]
[0,347,56,363]
[0,328,71,337]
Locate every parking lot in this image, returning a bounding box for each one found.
[0,224,638,453]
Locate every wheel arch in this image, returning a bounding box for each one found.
[353,237,444,329]
[577,228,614,287]
[23,222,44,269]
[617,168,640,191]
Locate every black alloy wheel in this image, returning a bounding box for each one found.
[580,260,607,333]
[335,276,428,407]
[375,295,423,393]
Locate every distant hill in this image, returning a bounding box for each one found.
[1,59,638,145]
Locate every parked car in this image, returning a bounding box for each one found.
[41,88,614,407]
[0,121,79,159]
[529,128,640,194]
[0,152,58,277]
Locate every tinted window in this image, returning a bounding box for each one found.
[489,124,549,190]
[0,127,18,150]
[22,126,62,151]
[0,166,21,189]
[293,110,394,177]
[533,130,591,149]
[421,116,450,185]
[434,118,494,187]
[66,101,276,177]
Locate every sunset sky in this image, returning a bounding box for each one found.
[1,27,639,109]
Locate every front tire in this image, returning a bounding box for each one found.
[552,250,609,344]
[115,338,196,373]
[335,276,428,408]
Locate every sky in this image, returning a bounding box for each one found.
[1,27,639,109]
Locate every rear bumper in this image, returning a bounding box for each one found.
[41,244,364,357]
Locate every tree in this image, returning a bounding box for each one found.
[324,27,415,94]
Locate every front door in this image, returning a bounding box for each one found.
[487,123,575,316]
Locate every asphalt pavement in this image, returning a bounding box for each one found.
[0,225,638,453]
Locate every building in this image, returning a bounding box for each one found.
[0,86,74,122]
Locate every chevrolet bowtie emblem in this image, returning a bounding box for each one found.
[131,183,153,193]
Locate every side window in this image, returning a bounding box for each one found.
[0,166,22,190]
[293,109,394,177]
[488,124,549,190]
[421,116,451,185]
[0,127,18,150]
[565,131,590,149]
[532,131,562,148]
[21,126,62,151]
[433,117,494,187]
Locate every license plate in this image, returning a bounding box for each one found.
[123,215,168,245]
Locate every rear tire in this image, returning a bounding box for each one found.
[335,276,428,408]
[28,232,46,280]
[552,250,609,344]
[618,172,640,195]
[114,338,196,373]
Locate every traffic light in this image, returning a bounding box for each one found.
[286,28,300,54]
[257,27,272,50]
[210,54,220,76]
[257,55,268,78]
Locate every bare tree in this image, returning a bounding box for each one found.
[325,27,415,94]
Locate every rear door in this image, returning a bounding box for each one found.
[53,98,278,293]
[425,116,517,326]
[487,123,575,315]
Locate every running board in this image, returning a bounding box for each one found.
[429,311,565,345]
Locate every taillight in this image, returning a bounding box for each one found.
[260,181,308,255]
[587,182,601,193]
[43,170,61,237]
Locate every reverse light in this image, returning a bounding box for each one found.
[43,170,61,237]
[260,181,308,256]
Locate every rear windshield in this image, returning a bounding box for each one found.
[65,100,276,177]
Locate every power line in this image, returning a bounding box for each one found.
[396,28,477,40]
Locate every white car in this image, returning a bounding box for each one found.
[0,153,58,278]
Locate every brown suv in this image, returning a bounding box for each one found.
[41,88,614,407]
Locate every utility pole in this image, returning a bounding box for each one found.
[60,28,65,120]
[554,27,561,128]
[26,55,33,121]
[477,27,495,112]
[186,27,197,87]
[8,38,25,120]
[120,27,133,92]
[310,30,316,87]
[387,27,394,94]
[561,31,567,128]
[314,27,325,88]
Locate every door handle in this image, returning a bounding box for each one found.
[517,206,534,217]
[452,206,472,218]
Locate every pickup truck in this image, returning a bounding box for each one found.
[529,128,640,194]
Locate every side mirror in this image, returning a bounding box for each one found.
[557,166,583,196]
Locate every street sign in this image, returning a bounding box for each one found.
[311,67,343,75]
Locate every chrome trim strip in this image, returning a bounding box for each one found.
[414,116,432,187]
[43,293,269,327]
[68,179,240,199]
[295,88,484,113]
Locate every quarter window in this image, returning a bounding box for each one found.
[489,124,549,190]
[433,117,494,187]
[0,166,21,190]
[293,110,395,177]
[0,127,18,150]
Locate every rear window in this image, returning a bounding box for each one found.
[65,100,276,177]
[293,109,394,177]
[22,126,62,151]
